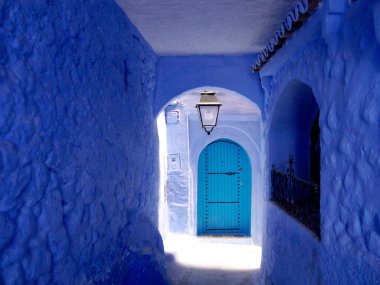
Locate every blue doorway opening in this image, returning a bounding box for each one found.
[197,139,251,236]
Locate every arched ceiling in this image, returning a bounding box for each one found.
[116,0,297,55]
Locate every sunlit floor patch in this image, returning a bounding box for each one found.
[164,234,262,271]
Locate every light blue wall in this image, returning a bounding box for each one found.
[262,1,380,284]
[161,88,263,243]
[189,114,264,244]
[154,55,264,115]
[0,1,166,284]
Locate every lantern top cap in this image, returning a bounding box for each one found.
[200,90,216,96]
[196,90,222,106]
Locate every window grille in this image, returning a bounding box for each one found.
[271,155,320,237]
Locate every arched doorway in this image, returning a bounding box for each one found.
[197,139,252,236]
[269,80,320,183]
[157,87,263,239]
[157,87,263,272]
[269,80,320,236]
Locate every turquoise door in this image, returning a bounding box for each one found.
[197,139,251,236]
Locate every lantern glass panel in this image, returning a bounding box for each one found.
[199,105,219,126]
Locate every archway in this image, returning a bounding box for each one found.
[156,86,263,272]
[197,139,252,236]
[269,80,320,182]
[268,80,320,236]
[157,87,263,239]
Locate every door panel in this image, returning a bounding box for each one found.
[197,139,251,236]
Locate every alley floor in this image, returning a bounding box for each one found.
[164,235,262,285]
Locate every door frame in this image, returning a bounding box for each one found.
[189,116,263,245]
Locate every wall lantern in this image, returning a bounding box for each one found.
[195,90,222,135]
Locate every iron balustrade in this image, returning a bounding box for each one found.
[271,155,320,237]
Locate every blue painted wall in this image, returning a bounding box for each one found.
[269,81,319,180]
[154,55,264,115]
[0,0,166,284]
[263,1,380,284]
[1,0,379,284]
[265,203,320,285]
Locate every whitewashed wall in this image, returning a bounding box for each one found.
[162,87,263,246]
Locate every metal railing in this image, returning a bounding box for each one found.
[271,155,320,237]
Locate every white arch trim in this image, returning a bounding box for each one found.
[156,86,262,118]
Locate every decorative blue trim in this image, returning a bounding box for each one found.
[251,0,321,72]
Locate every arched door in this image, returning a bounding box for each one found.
[197,139,251,236]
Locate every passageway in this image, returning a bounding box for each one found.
[1,0,380,284]
[164,235,261,285]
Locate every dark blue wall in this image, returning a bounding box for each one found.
[263,1,380,284]
[0,1,165,284]
[269,81,319,180]
[154,55,264,115]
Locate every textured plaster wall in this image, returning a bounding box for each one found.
[265,203,319,285]
[263,1,380,284]
[0,1,166,284]
[164,102,191,234]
